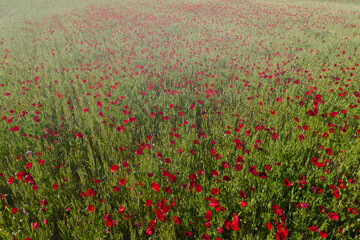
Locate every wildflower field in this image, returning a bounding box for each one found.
[1,0,360,239]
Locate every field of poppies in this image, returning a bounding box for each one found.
[1,0,360,239]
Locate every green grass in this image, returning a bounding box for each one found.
[0,0,360,239]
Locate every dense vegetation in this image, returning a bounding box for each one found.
[1,0,360,239]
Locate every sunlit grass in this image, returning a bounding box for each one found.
[0,0,360,239]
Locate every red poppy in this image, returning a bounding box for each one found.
[204,221,211,228]
[195,184,202,192]
[223,175,231,181]
[87,189,96,196]
[188,174,197,180]
[146,228,155,236]
[110,165,119,173]
[325,148,332,155]
[32,222,38,229]
[75,132,83,138]
[265,223,272,230]
[184,232,192,237]
[205,210,212,221]
[151,182,160,191]
[174,216,181,224]
[202,234,211,240]
[106,221,113,227]
[319,206,327,214]
[265,164,271,171]
[239,190,247,198]
[284,178,292,187]
[88,205,95,213]
[222,161,229,168]
[275,231,286,240]
[240,201,247,207]
[7,176,14,184]
[119,178,126,186]
[234,164,243,171]
[348,208,358,215]
[212,188,220,195]
[272,204,283,215]
[309,226,318,232]
[231,214,239,231]
[11,208,18,214]
[119,206,125,214]
[259,172,267,178]
[328,212,339,220]
[319,230,328,238]
[337,179,346,189]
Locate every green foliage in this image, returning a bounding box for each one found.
[0,0,360,239]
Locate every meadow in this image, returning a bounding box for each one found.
[1,0,360,239]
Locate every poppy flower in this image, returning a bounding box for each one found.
[240,201,247,207]
[7,176,14,184]
[106,221,113,227]
[222,161,229,168]
[75,132,83,138]
[173,216,181,224]
[110,165,119,173]
[348,208,358,215]
[87,189,96,196]
[337,179,346,189]
[234,164,243,171]
[212,170,219,177]
[266,223,272,230]
[32,222,38,229]
[88,205,95,213]
[204,210,212,221]
[11,208,18,214]
[119,178,126,186]
[184,232,192,237]
[328,212,339,220]
[239,190,247,198]
[265,164,271,171]
[325,148,332,155]
[202,234,211,240]
[146,199,152,207]
[259,172,267,178]
[319,230,328,238]
[212,188,220,195]
[231,214,239,231]
[319,206,327,214]
[272,204,283,215]
[284,178,292,187]
[146,228,155,236]
[309,226,318,232]
[204,221,211,228]
[119,206,125,214]
[150,182,160,191]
